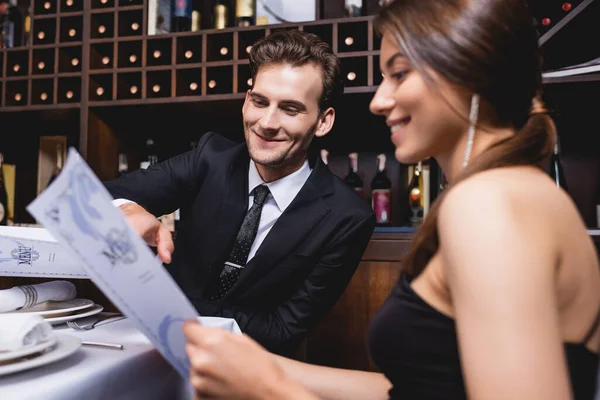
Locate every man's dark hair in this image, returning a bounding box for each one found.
[248,30,343,111]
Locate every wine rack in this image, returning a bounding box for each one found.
[237,64,252,93]
[338,21,369,53]
[119,0,143,6]
[206,33,234,63]
[372,22,382,53]
[91,0,115,9]
[90,43,114,70]
[91,12,115,39]
[206,65,233,95]
[118,9,144,38]
[175,68,202,97]
[146,70,171,98]
[118,40,142,68]
[31,78,54,105]
[89,73,113,101]
[58,45,83,73]
[5,80,28,106]
[116,71,142,100]
[6,51,29,78]
[237,29,265,60]
[58,76,81,103]
[146,38,172,66]
[373,55,382,86]
[60,16,84,43]
[34,1,58,16]
[33,18,58,46]
[33,48,55,76]
[176,36,202,65]
[61,0,84,13]
[2,12,387,109]
[340,56,368,87]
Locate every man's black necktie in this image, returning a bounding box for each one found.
[209,184,271,301]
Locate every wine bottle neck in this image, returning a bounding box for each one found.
[377,154,386,172]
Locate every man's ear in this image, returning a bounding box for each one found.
[314,107,335,138]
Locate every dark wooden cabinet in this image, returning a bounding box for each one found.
[304,232,412,371]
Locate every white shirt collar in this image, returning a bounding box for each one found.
[248,159,312,212]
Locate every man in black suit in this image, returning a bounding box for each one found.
[104,31,375,354]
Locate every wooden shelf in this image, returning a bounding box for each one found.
[0,103,81,112]
[91,5,144,14]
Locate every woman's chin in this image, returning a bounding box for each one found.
[394,148,422,165]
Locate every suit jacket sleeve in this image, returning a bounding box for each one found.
[194,212,376,354]
[103,133,214,216]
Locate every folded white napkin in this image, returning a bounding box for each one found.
[0,314,55,352]
[198,316,242,335]
[0,281,77,313]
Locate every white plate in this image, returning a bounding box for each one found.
[9,299,95,317]
[0,334,81,377]
[0,336,58,364]
[46,304,104,325]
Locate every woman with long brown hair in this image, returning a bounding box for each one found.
[181,0,600,398]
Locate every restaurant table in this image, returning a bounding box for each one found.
[0,317,241,400]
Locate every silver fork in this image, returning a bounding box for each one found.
[67,313,125,331]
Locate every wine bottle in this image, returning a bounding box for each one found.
[47,144,64,187]
[0,1,22,48]
[371,154,392,225]
[171,0,192,32]
[421,161,431,217]
[345,0,362,17]
[437,165,448,196]
[140,138,158,169]
[22,6,31,46]
[191,10,200,31]
[0,153,8,226]
[1,17,14,48]
[118,153,129,176]
[235,0,256,27]
[407,162,423,227]
[549,138,568,191]
[213,0,228,29]
[344,153,363,196]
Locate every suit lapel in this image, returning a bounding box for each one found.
[224,158,334,298]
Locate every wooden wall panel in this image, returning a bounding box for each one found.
[305,260,403,371]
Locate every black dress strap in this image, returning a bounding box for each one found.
[582,302,600,345]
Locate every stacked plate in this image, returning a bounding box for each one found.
[0,334,82,377]
[8,299,104,325]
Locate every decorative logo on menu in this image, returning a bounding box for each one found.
[48,162,139,268]
[11,245,40,265]
[0,238,40,266]
[100,228,137,266]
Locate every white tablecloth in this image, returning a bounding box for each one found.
[0,317,241,400]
